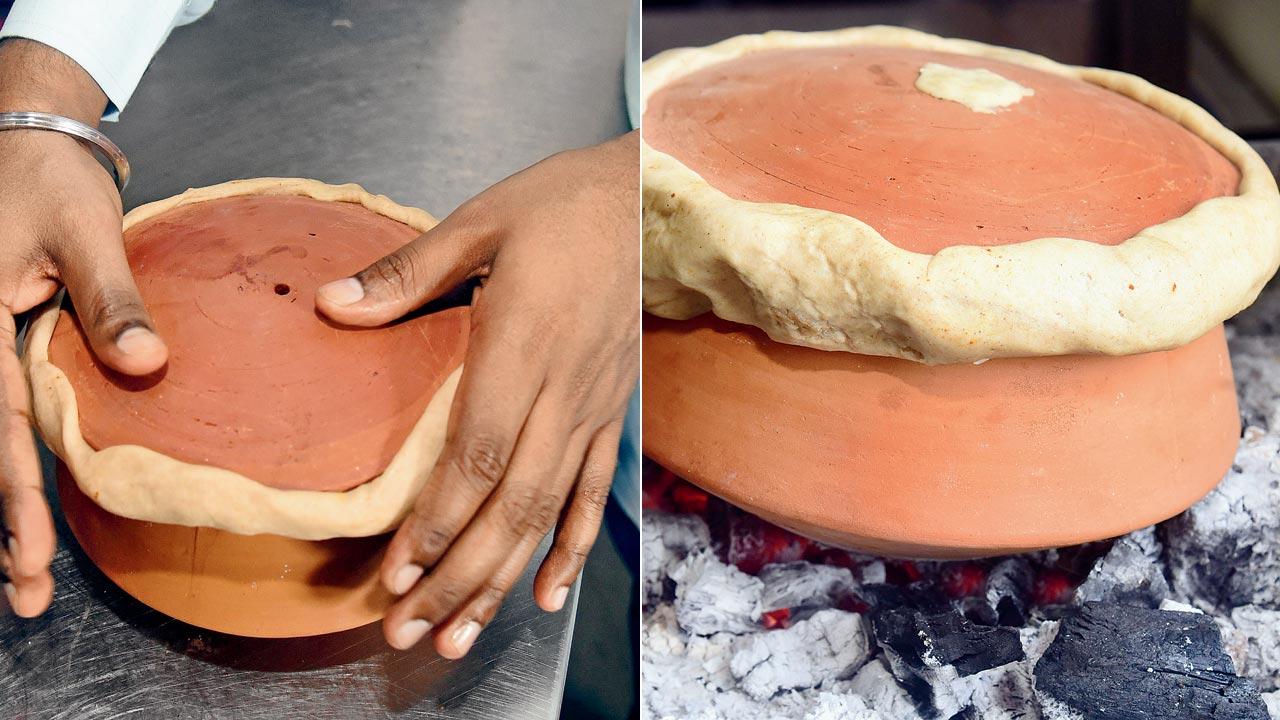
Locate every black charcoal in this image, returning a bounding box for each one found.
[1034,602,1269,720]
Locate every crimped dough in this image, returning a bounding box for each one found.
[642,26,1280,363]
[24,178,459,539]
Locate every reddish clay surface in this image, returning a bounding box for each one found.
[48,195,469,492]
[57,464,391,637]
[644,46,1240,252]
[642,314,1240,558]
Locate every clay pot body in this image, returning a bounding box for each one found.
[58,464,390,637]
[642,314,1240,558]
[47,192,467,636]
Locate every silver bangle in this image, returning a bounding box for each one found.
[0,111,130,191]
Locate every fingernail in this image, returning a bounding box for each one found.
[3,583,14,609]
[317,277,364,306]
[116,327,163,356]
[451,620,480,654]
[392,618,432,650]
[390,564,423,595]
[550,586,569,612]
[7,536,16,560]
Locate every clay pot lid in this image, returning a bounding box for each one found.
[48,193,469,492]
[643,45,1240,253]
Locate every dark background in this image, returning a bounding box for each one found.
[643,0,1280,138]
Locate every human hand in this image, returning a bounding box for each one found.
[0,39,169,617]
[316,131,639,657]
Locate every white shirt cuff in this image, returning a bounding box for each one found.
[0,0,214,119]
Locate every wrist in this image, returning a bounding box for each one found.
[0,39,108,126]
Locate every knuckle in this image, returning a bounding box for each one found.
[360,248,420,299]
[558,542,592,569]
[410,523,454,560]
[498,485,560,536]
[2,406,32,428]
[448,436,509,494]
[577,480,610,517]
[427,581,467,612]
[82,286,145,338]
[476,582,508,609]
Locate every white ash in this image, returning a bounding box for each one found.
[641,605,891,720]
[1222,605,1280,691]
[670,549,763,636]
[1037,694,1087,720]
[1216,614,1253,677]
[758,562,858,613]
[640,605,737,719]
[1075,526,1170,606]
[1162,426,1280,612]
[860,559,887,585]
[792,693,885,720]
[643,511,711,606]
[1159,599,1203,614]
[845,659,926,720]
[729,609,871,700]
[1264,690,1280,720]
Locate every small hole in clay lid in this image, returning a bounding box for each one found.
[274,283,291,295]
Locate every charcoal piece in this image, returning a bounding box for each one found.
[861,583,953,614]
[1035,602,1269,720]
[872,607,1025,677]
[983,558,1034,627]
[1075,526,1170,607]
[871,608,1025,719]
[958,596,998,626]
[1161,425,1280,612]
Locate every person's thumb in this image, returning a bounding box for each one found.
[315,212,494,327]
[55,236,168,376]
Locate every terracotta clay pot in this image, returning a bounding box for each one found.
[642,44,1245,557]
[47,191,468,636]
[642,314,1240,558]
[57,463,391,638]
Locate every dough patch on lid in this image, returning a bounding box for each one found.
[915,62,1034,113]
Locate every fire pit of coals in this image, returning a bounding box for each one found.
[642,397,1280,720]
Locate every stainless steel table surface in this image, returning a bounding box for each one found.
[0,0,631,718]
